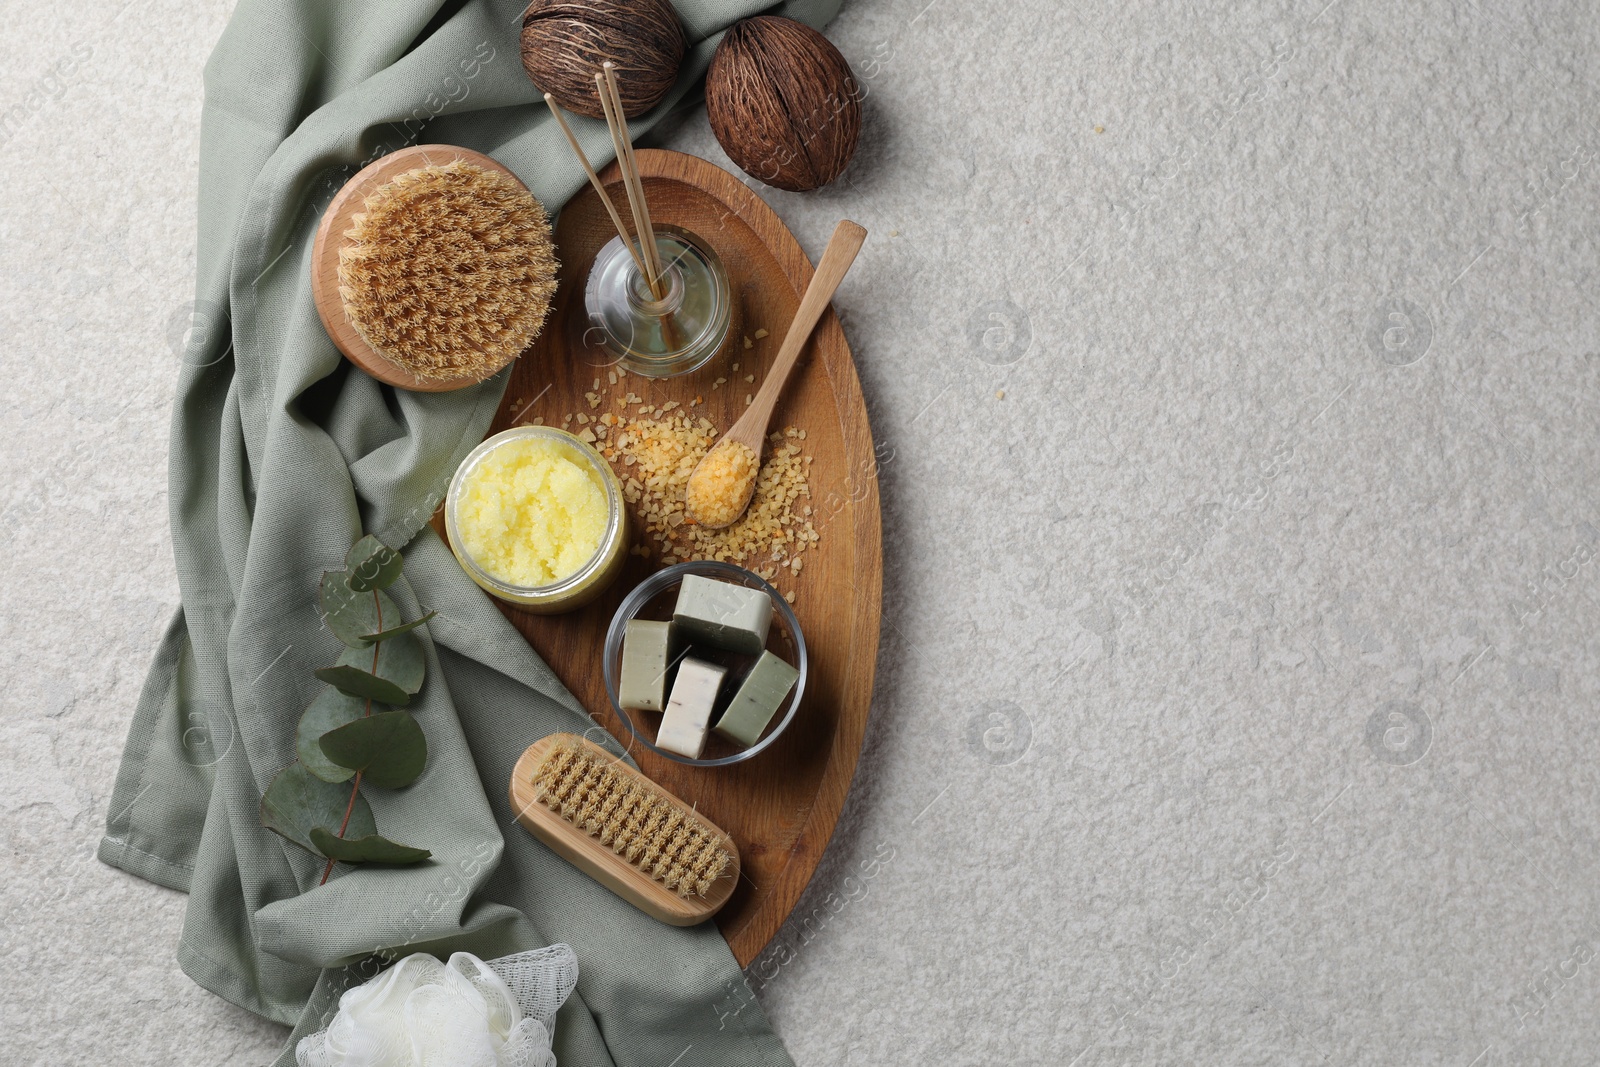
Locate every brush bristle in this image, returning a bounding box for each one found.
[531,737,732,897]
[337,160,558,383]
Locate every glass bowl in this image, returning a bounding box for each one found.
[602,561,807,767]
[444,426,629,613]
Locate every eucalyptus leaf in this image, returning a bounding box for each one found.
[321,570,402,649]
[362,610,437,644]
[319,711,427,789]
[314,665,410,706]
[310,828,431,865]
[345,536,403,593]
[260,764,374,856]
[296,689,365,783]
[315,630,425,705]
[349,629,425,694]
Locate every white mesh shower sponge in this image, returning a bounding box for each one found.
[297,945,578,1067]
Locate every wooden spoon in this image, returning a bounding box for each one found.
[684,219,868,529]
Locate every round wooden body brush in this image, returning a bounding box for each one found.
[311,145,558,392]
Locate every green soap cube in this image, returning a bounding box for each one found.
[714,650,799,747]
[618,620,672,712]
[672,575,772,656]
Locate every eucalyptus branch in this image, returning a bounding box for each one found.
[260,536,435,888]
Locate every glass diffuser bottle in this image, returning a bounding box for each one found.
[579,224,735,378]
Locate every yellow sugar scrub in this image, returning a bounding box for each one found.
[684,439,759,529]
[460,438,604,583]
[446,427,628,613]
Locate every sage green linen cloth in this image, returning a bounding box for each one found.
[97,2,841,1064]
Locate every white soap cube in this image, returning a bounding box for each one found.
[657,657,726,759]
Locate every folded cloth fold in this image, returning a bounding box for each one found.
[98,1,842,1063]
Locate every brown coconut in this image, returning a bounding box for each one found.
[705,16,863,192]
[520,0,686,119]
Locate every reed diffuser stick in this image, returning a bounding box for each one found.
[610,67,665,284]
[596,64,664,285]
[593,68,683,350]
[544,92,653,285]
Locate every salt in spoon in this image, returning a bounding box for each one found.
[684,220,868,529]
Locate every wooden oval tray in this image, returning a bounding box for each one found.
[480,149,881,965]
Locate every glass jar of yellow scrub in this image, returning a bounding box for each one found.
[445,426,628,613]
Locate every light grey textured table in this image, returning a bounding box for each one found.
[5,0,1600,1063]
